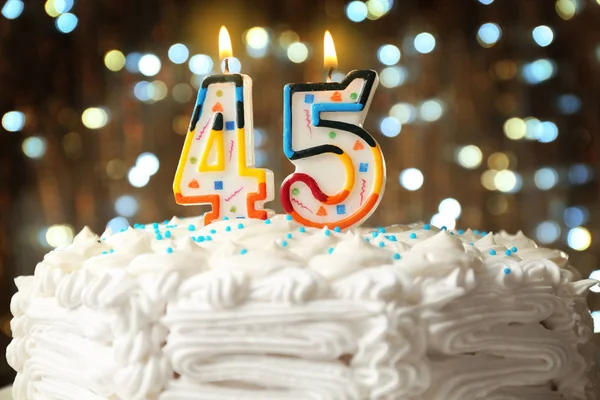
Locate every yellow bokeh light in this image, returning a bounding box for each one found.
[457,145,482,169]
[45,224,74,248]
[568,227,591,251]
[245,27,269,50]
[481,170,497,191]
[287,42,309,63]
[556,0,577,20]
[104,50,126,72]
[44,0,60,17]
[81,107,108,129]
[494,170,517,192]
[488,152,509,170]
[503,117,526,140]
[366,0,389,20]
[279,31,300,49]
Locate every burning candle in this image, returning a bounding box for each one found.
[280,31,385,230]
[173,26,274,225]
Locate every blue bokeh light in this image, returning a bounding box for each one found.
[532,25,554,47]
[557,94,581,114]
[168,43,189,64]
[522,59,556,84]
[55,13,78,33]
[414,33,436,54]
[2,0,23,19]
[379,117,402,137]
[477,23,502,46]
[568,164,593,185]
[115,195,139,218]
[345,1,368,23]
[535,121,559,143]
[535,220,561,244]
[377,44,401,66]
[125,52,142,73]
[563,206,589,228]
[107,217,130,233]
[54,0,74,14]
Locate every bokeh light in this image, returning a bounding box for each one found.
[125,52,142,73]
[189,54,213,75]
[536,220,561,244]
[487,152,509,170]
[438,198,461,219]
[532,25,554,47]
[481,170,498,191]
[380,66,407,88]
[245,27,269,50]
[278,31,299,49]
[555,0,578,20]
[377,44,401,65]
[255,149,268,167]
[134,81,152,102]
[534,167,559,190]
[2,0,24,19]
[379,117,402,137]
[221,57,241,73]
[22,137,46,159]
[54,0,73,14]
[2,111,26,132]
[128,166,150,188]
[503,117,527,140]
[366,0,392,20]
[535,121,559,143]
[389,103,416,124]
[431,213,457,230]
[478,0,494,4]
[254,128,265,147]
[81,107,109,129]
[138,54,161,77]
[45,224,74,248]
[456,145,483,169]
[419,99,444,121]
[522,59,556,84]
[494,170,517,193]
[104,50,126,72]
[400,168,424,191]
[477,23,502,47]
[55,13,78,33]
[592,312,600,332]
[414,32,436,54]
[557,94,581,114]
[136,152,160,176]
[346,1,368,22]
[567,227,591,251]
[568,164,593,185]
[107,217,129,233]
[589,272,600,294]
[287,42,309,63]
[168,43,189,64]
[115,195,139,217]
[172,83,193,103]
[564,206,589,228]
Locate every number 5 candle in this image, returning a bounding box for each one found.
[173,26,274,225]
[281,31,386,230]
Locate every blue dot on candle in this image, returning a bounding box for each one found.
[489,249,497,255]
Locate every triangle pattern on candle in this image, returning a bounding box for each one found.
[330,91,342,102]
[188,179,200,189]
[353,140,364,151]
[212,102,224,112]
[317,206,328,216]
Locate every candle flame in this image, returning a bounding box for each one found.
[324,30,338,70]
[219,26,233,60]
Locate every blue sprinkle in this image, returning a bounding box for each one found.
[152,222,159,229]
[409,233,417,239]
[458,229,465,235]
[165,231,172,238]
[191,237,197,242]
[450,232,454,235]
[489,249,497,256]
[328,247,334,254]
[505,249,512,256]
[156,235,163,241]
[424,224,431,230]
[163,220,169,224]
[166,247,173,254]
[223,216,229,220]
[197,236,205,242]
[324,229,331,237]
[372,231,379,238]
[481,232,488,236]
[393,253,401,260]
[154,228,161,234]
[511,246,518,253]
[210,229,216,234]
[109,249,114,253]
[120,228,126,233]
[474,230,480,235]
[385,234,397,242]
[236,223,243,229]
[205,235,212,241]
[504,268,511,275]
[133,223,139,229]
[441,226,447,231]
[281,240,288,247]
[365,237,370,242]
[299,227,306,233]
[225,226,231,232]
[377,227,386,233]
[139,224,145,229]
[265,219,271,225]
[286,233,293,239]
[285,214,293,221]
[378,241,385,248]
[188,224,196,232]
[240,249,248,255]
[334,226,341,233]
[470,242,474,246]
[102,251,107,255]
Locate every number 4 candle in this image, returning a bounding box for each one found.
[173,26,274,225]
[281,31,386,230]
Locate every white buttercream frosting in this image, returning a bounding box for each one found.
[6,215,599,400]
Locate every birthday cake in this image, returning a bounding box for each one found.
[5,214,599,399]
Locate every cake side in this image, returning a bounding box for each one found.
[6,215,598,400]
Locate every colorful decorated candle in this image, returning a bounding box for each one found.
[280,31,385,230]
[173,26,274,225]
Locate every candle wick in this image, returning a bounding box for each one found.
[224,58,230,74]
[326,66,334,83]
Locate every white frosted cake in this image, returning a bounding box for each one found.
[6,215,599,399]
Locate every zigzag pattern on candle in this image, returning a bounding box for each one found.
[225,186,244,202]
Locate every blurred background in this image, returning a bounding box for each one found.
[1,0,599,386]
